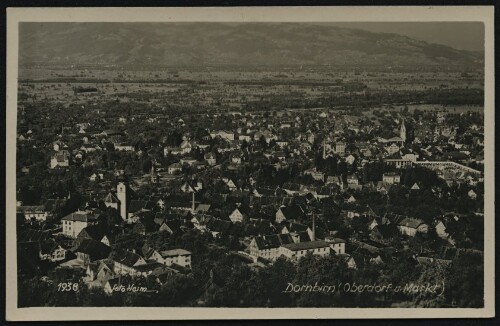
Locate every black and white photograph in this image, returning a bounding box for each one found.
[6,6,495,320]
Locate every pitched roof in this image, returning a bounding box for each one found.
[206,218,232,233]
[398,217,426,229]
[282,240,331,251]
[283,222,309,233]
[161,219,182,233]
[135,218,158,232]
[194,204,211,213]
[61,211,98,222]
[18,229,52,243]
[17,205,45,213]
[39,239,61,255]
[160,249,191,257]
[74,239,111,260]
[104,192,120,203]
[253,233,294,250]
[134,262,165,273]
[113,250,145,267]
[128,200,154,214]
[80,224,109,241]
[278,205,304,220]
[371,224,398,239]
[44,198,67,211]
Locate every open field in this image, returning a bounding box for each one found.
[18,66,484,112]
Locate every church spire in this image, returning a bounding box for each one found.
[400,118,406,143]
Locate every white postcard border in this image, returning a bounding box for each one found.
[6,6,495,320]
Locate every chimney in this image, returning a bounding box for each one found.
[191,192,195,212]
[312,213,316,241]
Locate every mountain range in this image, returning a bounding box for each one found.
[19,23,483,68]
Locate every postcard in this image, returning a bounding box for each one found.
[6,6,495,320]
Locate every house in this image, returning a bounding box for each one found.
[326,176,343,188]
[210,130,235,141]
[74,224,111,249]
[93,261,118,287]
[114,143,135,152]
[344,194,356,203]
[39,239,67,262]
[17,205,48,221]
[324,237,346,254]
[468,189,477,199]
[180,182,196,193]
[193,203,211,215]
[159,219,182,235]
[140,245,164,263]
[385,157,413,169]
[229,208,246,223]
[345,154,356,165]
[248,233,295,261]
[275,205,305,224]
[434,220,450,241]
[411,183,421,190]
[205,217,233,238]
[50,150,70,168]
[104,192,120,211]
[239,135,252,142]
[156,249,192,268]
[304,168,325,182]
[279,240,333,261]
[378,136,404,146]
[164,146,183,156]
[127,200,155,223]
[103,278,121,295]
[230,152,243,165]
[222,178,238,191]
[168,163,182,175]
[133,218,159,235]
[276,141,288,148]
[180,157,198,166]
[397,217,428,237]
[112,250,147,276]
[281,222,313,243]
[89,172,104,182]
[61,211,98,238]
[74,239,111,266]
[334,142,346,154]
[347,174,359,186]
[401,150,419,163]
[382,172,400,185]
[370,224,399,244]
[204,153,217,166]
[386,143,400,155]
[340,254,357,269]
[179,139,193,154]
[18,229,52,244]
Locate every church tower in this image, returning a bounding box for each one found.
[400,119,407,143]
[322,139,327,159]
[117,182,127,220]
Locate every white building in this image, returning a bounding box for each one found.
[158,249,192,268]
[279,241,334,261]
[382,172,400,185]
[61,211,98,238]
[229,208,245,223]
[50,150,70,169]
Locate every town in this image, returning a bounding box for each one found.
[16,62,485,308]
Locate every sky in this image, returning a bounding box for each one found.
[328,22,484,52]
